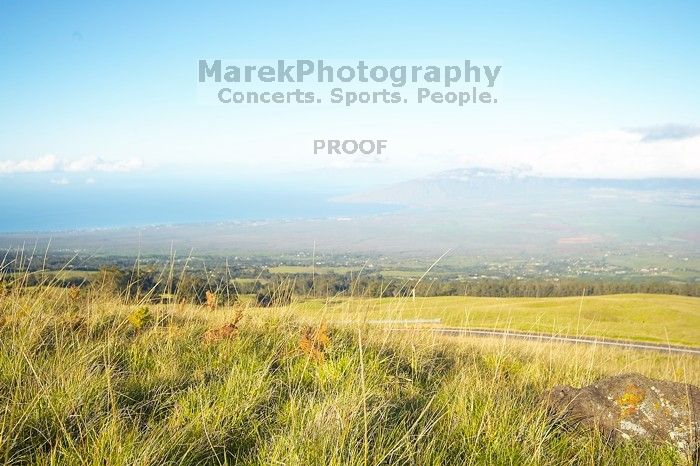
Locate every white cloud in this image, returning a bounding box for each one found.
[449,128,700,179]
[50,176,70,185]
[627,123,700,142]
[63,156,143,173]
[257,121,700,179]
[0,155,144,175]
[0,154,59,173]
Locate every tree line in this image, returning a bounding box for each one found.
[250,273,700,298]
[7,269,699,303]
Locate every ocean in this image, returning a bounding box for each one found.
[0,174,395,232]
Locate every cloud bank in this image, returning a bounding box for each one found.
[628,124,700,142]
[442,125,700,179]
[0,155,144,175]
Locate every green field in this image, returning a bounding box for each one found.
[268,265,361,274]
[0,287,697,464]
[282,294,700,347]
[10,270,98,280]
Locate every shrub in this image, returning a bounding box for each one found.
[127,306,151,330]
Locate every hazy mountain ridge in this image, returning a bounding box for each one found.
[336,168,700,208]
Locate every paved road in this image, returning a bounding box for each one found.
[402,327,700,356]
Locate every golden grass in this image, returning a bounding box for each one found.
[0,285,697,464]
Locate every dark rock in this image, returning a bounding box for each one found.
[545,373,700,456]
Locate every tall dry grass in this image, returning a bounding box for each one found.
[0,259,697,465]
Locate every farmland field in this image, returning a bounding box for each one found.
[268,265,362,275]
[280,294,700,347]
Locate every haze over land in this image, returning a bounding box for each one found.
[2,169,697,279]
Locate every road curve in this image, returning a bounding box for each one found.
[398,327,700,356]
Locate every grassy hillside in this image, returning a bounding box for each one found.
[0,287,698,464]
[290,294,700,347]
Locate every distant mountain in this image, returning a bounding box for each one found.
[335,168,700,209]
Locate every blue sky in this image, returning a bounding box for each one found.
[1,1,699,187]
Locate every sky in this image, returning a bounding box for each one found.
[0,1,699,230]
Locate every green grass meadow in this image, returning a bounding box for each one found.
[290,294,700,347]
[0,284,698,465]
